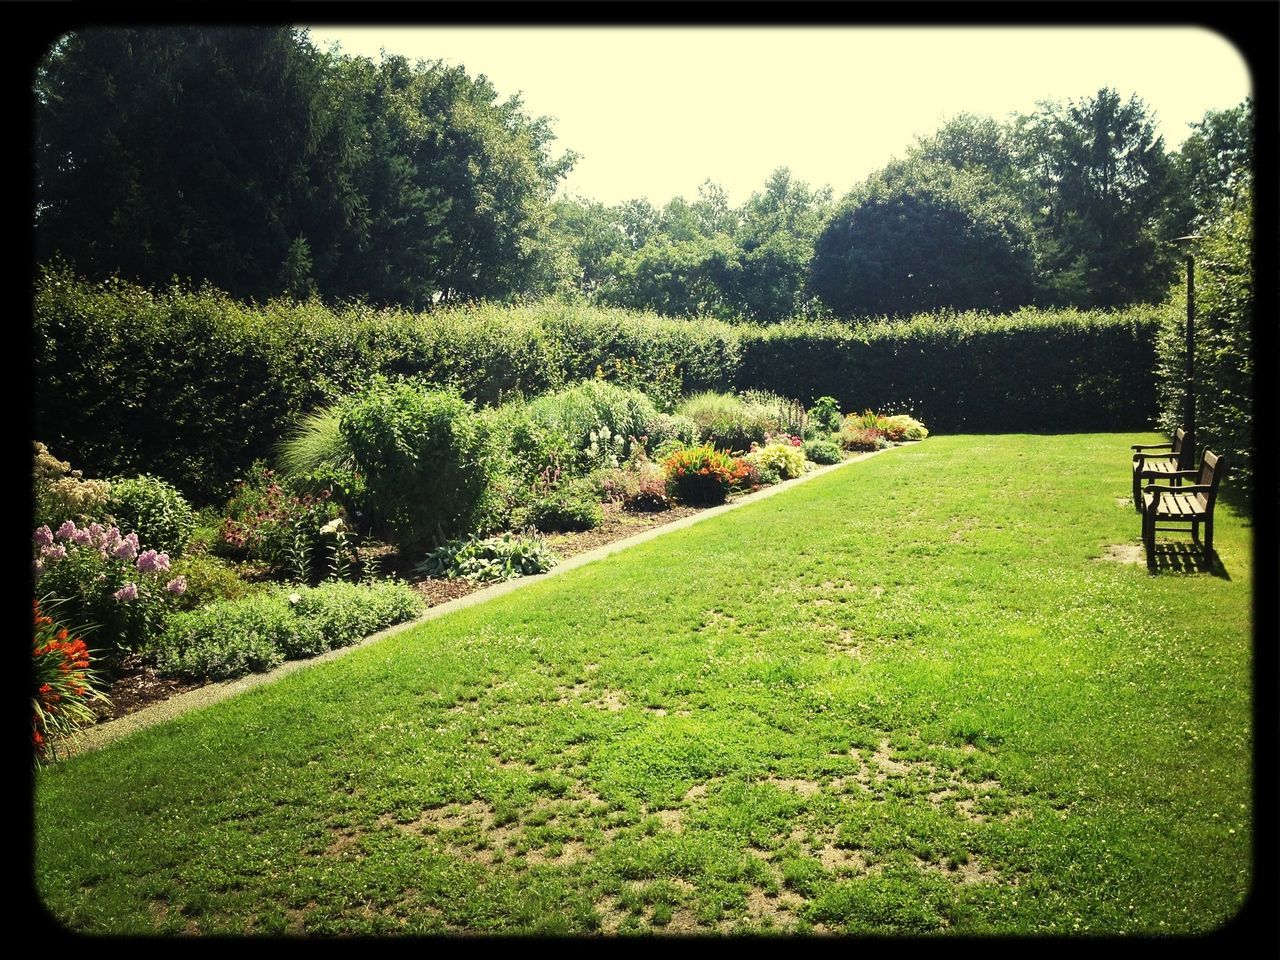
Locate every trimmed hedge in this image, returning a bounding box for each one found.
[34,266,1167,502]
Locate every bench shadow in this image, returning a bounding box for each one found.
[1146,542,1231,580]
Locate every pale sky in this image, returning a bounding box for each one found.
[304,26,1252,208]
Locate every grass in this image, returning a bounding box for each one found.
[33,434,1252,936]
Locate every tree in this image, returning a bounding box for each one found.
[808,160,1037,319]
[1013,88,1175,307]
[1161,97,1253,237]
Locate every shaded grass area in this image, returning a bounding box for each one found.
[34,434,1252,935]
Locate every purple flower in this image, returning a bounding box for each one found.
[40,543,67,562]
[56,520,77,541]
[72,528,94,546]
[113,534,139,561]
[165,576,187,596]
[113,582,139,603]
[136,549,170,574]
[33,558,45,578]
[33,526,53,548]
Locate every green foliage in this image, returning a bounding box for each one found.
[809,158,1037,318]
[883,414,929,441]
[166,553,258,611]
[32,599,111,765]
[416,531,559,583]
[518,478,605,532]
[526,380,659,470]
[104,475,196,558]
[661,445,748,505]
[33,442,112,531]
[35,28,573,310]
[839,425,885,452]
[276,405,354,477]
[154,581,422,681]
[676,390,805,453]
[338,382,491,553]
[745,442,808,480]
[802,438,844,465]
[808,396,842,434]
[218,463,341,576]
[1155,179,1252,500]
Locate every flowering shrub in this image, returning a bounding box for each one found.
[105,474,196,557]
[32,599,110,764]
[219,463,340,578]
[594,461,671,512]
[34,520,186,667]
[808,396,842,434]
[662,445,750,505]
[745,441,808,480]
[33,441,112,531]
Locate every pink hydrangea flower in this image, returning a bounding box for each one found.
[56,520,77,541]
[165,576,187,596]
[113,582,138,602]
[33,526,53,548]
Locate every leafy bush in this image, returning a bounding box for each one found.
[167,552,258,611]
[519,478,604,532]
[662,445,749,505]
[1155,179,1252,500]
[803,438,844,464]
[526,379,658,471]
[33,442,111,531]
[339,381,491,553]
[155,581,422,681]
[745,441,808,480]
[416,531,559,583]
[839,426,885,452]
[676,392,771,453]
[32,599,111,764]
[808,396,842,434]
[643,411,700,451]
[104,474,196,557]
[219,463,341,580]
[883,414,929,440]
[594,461,671,512]
[34,521,188,668]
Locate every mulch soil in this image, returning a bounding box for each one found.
[91,499,713,724]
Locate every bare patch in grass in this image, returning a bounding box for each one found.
[815,845,879,875]
[743,887,805,930]
[1098,543,1145,564]
[916,854,1002,885]
[766,777,823,796]
[586,689,628,712]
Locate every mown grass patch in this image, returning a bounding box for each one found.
[35,434,1252,935]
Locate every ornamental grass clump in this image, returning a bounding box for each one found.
[34,520,187,668]
[32,599,111,765]
[661,445,749,505]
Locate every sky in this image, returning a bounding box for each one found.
[303,26,1252,209]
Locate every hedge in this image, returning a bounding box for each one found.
[33,266,1168,503]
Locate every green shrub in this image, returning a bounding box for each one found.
[839,425,885,452]
[155,581,422,681]
[104,474,196,558]
[218,463,341,580]
[745,441,808,480]
[519,478,604,532]
[676,392,770,453]
[803,438,844,464]
[33,442,112,531]
[883,414,929,440]
[642,411,700,451]
[594,462,670,512]
[339,381,491,553]
[416,531,558,583]
[662,445,749,505]
[808,396,842,434]
[167,552,257,611]
[1156,180,1252,501]
[526,379,658,470]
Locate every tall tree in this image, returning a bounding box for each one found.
[1161,97,1254,238]
[1013,88,1175,307]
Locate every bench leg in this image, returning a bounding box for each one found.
[1132,464,1142,512]
[1191,519,1201,545]
[1143,509,1156,569]
[1205,515,1214,554]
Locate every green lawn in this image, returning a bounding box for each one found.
[34,434,1253,936]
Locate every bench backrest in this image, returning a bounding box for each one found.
[1195,448,1227,508]
[1171,427,1186,454]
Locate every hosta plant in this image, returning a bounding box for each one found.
[416,531,559,583]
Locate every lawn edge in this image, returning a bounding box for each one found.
[62,446,893,757]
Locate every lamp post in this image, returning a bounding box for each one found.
[1174,235,1203,469]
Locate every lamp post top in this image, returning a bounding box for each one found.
[1173,234,1204,252]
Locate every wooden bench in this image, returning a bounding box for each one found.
[1141,448,1226,568]
[1131,427,1187,511]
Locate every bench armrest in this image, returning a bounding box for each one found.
[1133,451,1179,462]
[1131,442,1173,451]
